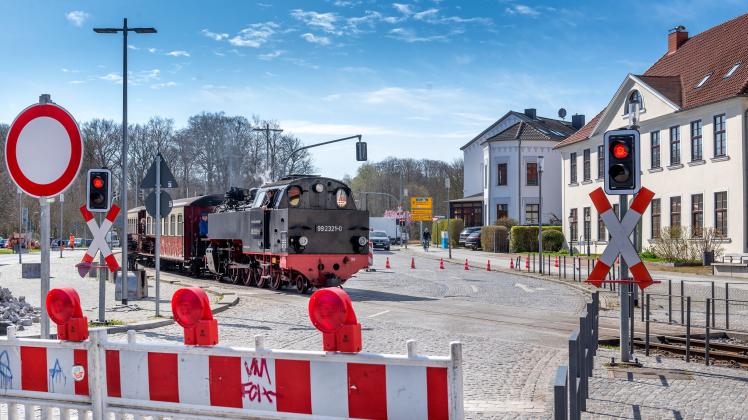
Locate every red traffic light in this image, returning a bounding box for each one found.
[92,176,104,189]
[612,142,629,159]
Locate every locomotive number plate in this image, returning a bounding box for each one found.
[316,225,343,232]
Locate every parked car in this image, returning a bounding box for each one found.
[74,238,84,248]
[459,227,482,246]
[0,238,5,248]
[370,230,391,250]
[465,230,482,250]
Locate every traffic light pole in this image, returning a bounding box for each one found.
[98,213,106,323]
[619,194,631,362]
[155,154,162,317]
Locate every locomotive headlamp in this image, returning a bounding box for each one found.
[358,236,368,246]
[46,288,88,341]
[299,236,309,247]
[336,189,348,208]
[308,287,362,353]
[314,183,324,193]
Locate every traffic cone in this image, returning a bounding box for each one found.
[486,260,491,271]
[439,258,445,270]
[411,257,416,269]
[554,256,559,268]
[385,257,391,269]
[464,259,469,270]
[525,256,530,270]
[509,258,514,269]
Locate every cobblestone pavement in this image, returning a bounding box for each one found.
[110,249,588,419]
[0,250,183,336]
[584,348,748,419]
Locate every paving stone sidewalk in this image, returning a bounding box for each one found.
[0,250,182,336]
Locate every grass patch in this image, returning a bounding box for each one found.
[599,343,619,350]
[89,319,125,327]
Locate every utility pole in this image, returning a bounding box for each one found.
[253,123,283,181]
[538,156,544,273]
[94,19,157,305]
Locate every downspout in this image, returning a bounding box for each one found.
[517,124,523,225]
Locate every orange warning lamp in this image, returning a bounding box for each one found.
[46,288,88,342]
[172,287,218,346]
[308,287,362,353]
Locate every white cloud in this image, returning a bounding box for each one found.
[413,8,439,20]
[388,27,450,43]
[229,22,279,48]
[392,3,414,16]
[290,10,339,33]
[65,11,89,27]
[282,120,399,136]
[301,33,331,45]
[99,73,123,83]
[201,29,229,41]
[258,50,284,60]
[68,80,86,85]
[151,81,177,89]
[505,4,540,17]
[128,44,139,50]
[100,69,161,85]
[148,48,157,54]
[166,50,190,57]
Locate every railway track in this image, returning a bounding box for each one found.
[632,334,748,365]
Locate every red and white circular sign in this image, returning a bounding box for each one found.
[4,103,83,197]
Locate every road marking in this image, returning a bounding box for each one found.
[470,285,478,293]
[515,283,535,293]
[367,310,390,318]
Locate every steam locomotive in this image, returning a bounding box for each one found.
[127,175,370,293]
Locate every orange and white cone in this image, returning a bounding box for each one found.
[509,259,514,269]
[411,257,416,269]
[525,256,530,270]
[439,258,445,270]
[464,259,469,270]
[385,257,391,269]
[554,256,559,268]
[486,260,491,271]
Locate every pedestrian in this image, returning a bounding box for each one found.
[69,234,75,250]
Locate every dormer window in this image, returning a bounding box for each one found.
[696,72,712,88]
[724,62,741,79]
[624,90,643,115]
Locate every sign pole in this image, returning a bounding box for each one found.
[40,197,51,339]
[18,190,22,264]
[155,154,161,317]
[98,212,106,323]
[619,194,631,362]
[59,193,64,258]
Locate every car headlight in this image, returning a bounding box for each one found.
[358,236,368,246]
[299,236,309,247]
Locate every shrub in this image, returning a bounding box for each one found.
[649,226,724,263]
[494,217,518,230]
[481,225,509,252]
[542,230,564,252]
[510,225,563,253]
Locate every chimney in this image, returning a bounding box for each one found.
[524,108,537,119]
[571,114,585,130]
[668,25,688,55]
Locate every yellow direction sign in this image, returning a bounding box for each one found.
[411,197,433,210]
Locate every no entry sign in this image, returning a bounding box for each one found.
[4,102,83,197]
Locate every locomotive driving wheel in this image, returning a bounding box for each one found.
[243,268,256,287]
[269,271,284,290]
[294,273,309,294]
[256,268,268,288]
[230,267,243,285]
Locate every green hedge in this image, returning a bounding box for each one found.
[480,225,509,251]
[431,218,464,248]
[542,230,564,252]
[509,225,563,253]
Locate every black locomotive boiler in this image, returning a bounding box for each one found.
[206,175,370,293]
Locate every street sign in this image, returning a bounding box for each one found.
[145,190,173,219]
[411,197,433,210]
[586,187,655,289]
[140,153,178,189]
[78,204,121,276]
[4,102,83,197]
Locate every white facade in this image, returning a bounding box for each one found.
[560,75,748,254]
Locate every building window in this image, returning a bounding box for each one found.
[651,199,661,239]
[526,162,538,186]
[670,126,680,165]
[583,149,591,181]
[569,209,578,242]
[696,72,712,88]
[525,204,539,224]
[670,196,681,228]
[177,214,184,236]
[497,163,507,186]
[597,212,606,241]
[484,165,487,188]
[715,191,727,237]
[651,131,661,169]
[691,194,703,237]
[714,114,726,157]
[497,204,508,220]
[583,207,591,241]
[569,153,577,184]
[597,145,604,179]
[690,120,702,161]
[724,62,741,79]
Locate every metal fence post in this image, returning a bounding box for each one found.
[668,279,672,324]
[686,296,691,363]
[629,287,635,356]
[711,282,716,328]
[592,292,599,355]
[680,280,684,324]
[554,366,569,420]
[578,314,588,411]
[587,258,590,278]
[705,299,711,366]
[645,294,650,356]
[564,255,567,279]
[88,328,107,419]
[725,283,730,330]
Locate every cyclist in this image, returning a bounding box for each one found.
[422,228,431,251]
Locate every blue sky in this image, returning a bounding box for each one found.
[1,0,747,180]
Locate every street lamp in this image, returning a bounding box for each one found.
[537,156,544,273]
[94,18,157,305]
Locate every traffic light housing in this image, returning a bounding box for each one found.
[604,129,640,195]
[86,169,111,212]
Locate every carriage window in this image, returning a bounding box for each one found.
[288,186,302,207]
[170,215,176,236]
[177,214,183,236]
[252,190,266,208]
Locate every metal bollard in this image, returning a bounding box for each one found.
[563,256,567,279]
[641,287,645,322]
[572,258,576,282]
[668,280,672,324]
[630,288,635,356]
[587,258,590,278]
[680,280,684,324]
[578,315,588,411]
[711,282,716,328]
[553,365,568,420]
[726,283,730,330]
[645,294,650,356]
[686,296,691,363]
[705,299,711,366]
[568,331,579,420]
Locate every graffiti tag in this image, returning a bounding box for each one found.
[241,357,276,404]
[48,359,67,392]
[0,351,12,390]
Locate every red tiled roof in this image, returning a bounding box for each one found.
[555,13,748,149]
